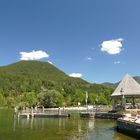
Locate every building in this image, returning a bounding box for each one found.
[111,74,140,111]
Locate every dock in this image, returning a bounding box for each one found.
[80,112,94,118]
[17,107,70,118]
[18,113,70,118]
[95,112,123,119]
[117,118,140,138]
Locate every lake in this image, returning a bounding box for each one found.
[0,109,136,140]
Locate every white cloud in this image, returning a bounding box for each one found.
[69,73,83,78]
[101,38,124,55]
[114,61,121,64]
[87,57,93,61]
[48,60,53,65]
[20,50,49,60]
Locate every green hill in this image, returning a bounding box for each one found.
[0,61,113,108]
[101,76,140,107]
[102,82,118,88]
[0,61,68,81]
[133,76,140,84]
[102,76,140,88]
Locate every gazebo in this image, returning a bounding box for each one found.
[111,74,140,111]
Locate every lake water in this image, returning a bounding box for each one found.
[0,109,136,140]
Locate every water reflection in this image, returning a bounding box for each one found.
[88,119,94,130]
[86,119,136,140]
[13,116,95,140]
[12,116,136,140]
[0,109,136,140]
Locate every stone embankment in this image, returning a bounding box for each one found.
[117,118,140,138]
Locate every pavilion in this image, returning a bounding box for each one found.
[111,74,140,111]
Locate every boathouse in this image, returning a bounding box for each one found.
[111,74,140,111]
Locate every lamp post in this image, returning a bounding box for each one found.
[85,91,88,112]
[95,98,98,112]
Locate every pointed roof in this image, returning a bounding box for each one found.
[111,74,140,97]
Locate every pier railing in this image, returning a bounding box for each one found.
[18,107,69,116]
[16,105,112,118]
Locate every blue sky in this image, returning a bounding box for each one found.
[0,0,140,83]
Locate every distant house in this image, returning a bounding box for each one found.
[111,74,140,111]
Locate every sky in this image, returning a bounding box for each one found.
[0,0,140,83]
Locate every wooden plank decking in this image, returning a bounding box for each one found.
[17,108,70,118]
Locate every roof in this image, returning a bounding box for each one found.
[111,74,140,97]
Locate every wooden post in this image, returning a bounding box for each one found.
[42,106,44,113]
[27,113,30,119]
[31,107,34,118]
[18,112,20,118]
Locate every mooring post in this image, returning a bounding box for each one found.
[58,107,61,115]
[18,112,20,118]
[42,106,44,113]
[27,113,30,119]
[31,107,34,118]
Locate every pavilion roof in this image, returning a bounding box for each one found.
[111,74,140,97]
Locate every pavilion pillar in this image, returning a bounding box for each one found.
[132,97,135,108]
[122,96,126,110]
[112,97,116,111]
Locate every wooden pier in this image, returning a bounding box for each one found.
[17,107,70,118]
[95,112,123,119]
[80,112,95,118]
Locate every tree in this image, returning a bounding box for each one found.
[25,91,38,107]
[97,96,108,105]
[89,93,98,105]
[71,90,85,106]
[37,91,46,106]
[0,93,7,106]
[6,97,16,107]
[44,89,64,107]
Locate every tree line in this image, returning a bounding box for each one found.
[0,61,114,108]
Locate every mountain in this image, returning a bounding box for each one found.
[102,82,118,88]
[0,61,113,107]
[102,76,140,88]
[0,61,69,82]
[133,76,140,84]
[0,60,88,83]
